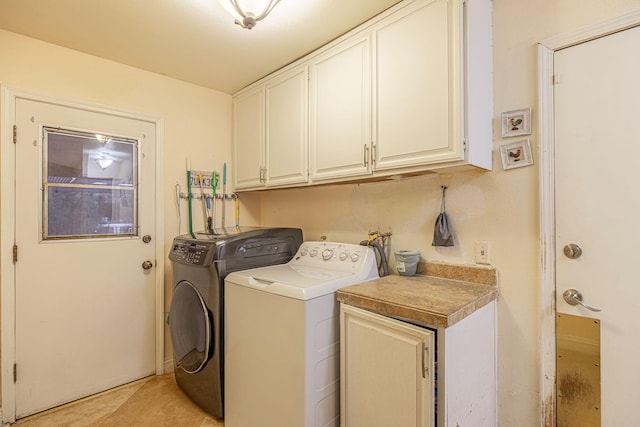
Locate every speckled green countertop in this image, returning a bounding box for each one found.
[336,261,498,329]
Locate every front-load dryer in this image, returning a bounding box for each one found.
[168,227,302,419]
[224,241,379,427]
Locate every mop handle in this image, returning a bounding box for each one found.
[187,170,195,238]
[221,163,227,227]
[235,196,240,228]
[211,172,218,235]
[198,173,208,230]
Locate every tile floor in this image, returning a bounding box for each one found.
[12,374,223,427]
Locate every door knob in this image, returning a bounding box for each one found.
[142,235,152,243]
[142,260,153,270]
[563,244,582,259]
[562,289,601,312]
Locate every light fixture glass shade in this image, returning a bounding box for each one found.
[217,0,282,29]
[95,154,114,170]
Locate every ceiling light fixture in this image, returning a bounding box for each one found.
[95,134,112,144]
[95,153,114,170]
[217,0,282,30]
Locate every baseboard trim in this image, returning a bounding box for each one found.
[163,359,174,374]
[0,407,9,427]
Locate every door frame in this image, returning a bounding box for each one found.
[0,87,165,423]
[537,10,640,426]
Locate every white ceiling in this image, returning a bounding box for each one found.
[0,0,401,94]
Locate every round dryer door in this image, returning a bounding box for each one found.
[169,280,211,374]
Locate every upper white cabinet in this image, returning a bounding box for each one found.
[265,65,309,187]
[233,0,492,191]
[373,0,462,171]
[371,0,492,173]
[310,33,372,181]
[233,85,264,189]
[233,65,309,190]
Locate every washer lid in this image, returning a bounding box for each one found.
[226,264,369,300]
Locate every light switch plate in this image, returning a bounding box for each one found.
[475,241,491,264]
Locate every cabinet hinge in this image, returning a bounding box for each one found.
[463,137,468,152]
[13,125,17,144]
[553,74,561,85]
[13,244,18,263]
[13,363,17,383]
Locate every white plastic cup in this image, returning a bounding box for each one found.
[394,250,421,276]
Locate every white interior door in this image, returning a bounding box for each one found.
[13,98,157,418]
[555,25,640,426]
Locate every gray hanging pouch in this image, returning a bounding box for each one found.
[432,186,455,247]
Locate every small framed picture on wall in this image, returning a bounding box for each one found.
[501,108,532,137]
[500,139,533,170]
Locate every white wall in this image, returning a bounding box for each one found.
[253,1,640,425]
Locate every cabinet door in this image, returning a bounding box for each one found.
[265,66,309,187]
[310,34,371,181]
[233,85,265,190]
[373,0,463,171]
[341,304,434,427]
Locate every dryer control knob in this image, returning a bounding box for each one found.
[339,252,348,261]
[350,253,360,263]
[309,249,318,257]
[300,248,308,256]
[322,249,334,260]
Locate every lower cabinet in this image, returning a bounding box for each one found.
[340,304,435,427]
[340,302,496,427]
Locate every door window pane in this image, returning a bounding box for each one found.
[43,127,138,239]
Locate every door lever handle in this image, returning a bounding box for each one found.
[562,289,601,312]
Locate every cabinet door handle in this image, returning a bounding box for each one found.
[371,144,376,166]
[364,144,369,167]
[422,341,429,379]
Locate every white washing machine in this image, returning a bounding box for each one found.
[224,241,380,427]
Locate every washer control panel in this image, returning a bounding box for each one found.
[169,240,215,266]
[292,241,374,272]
